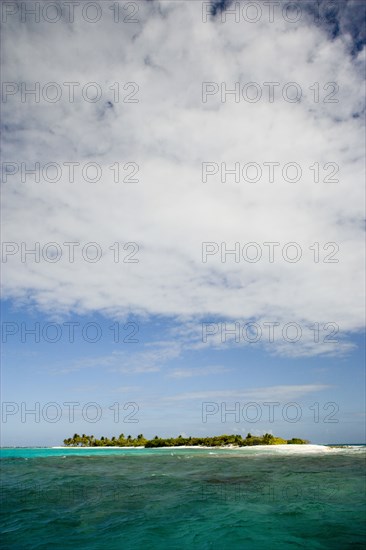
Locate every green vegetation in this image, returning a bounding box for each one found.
[63,433,308,447]
[62,433,148,447]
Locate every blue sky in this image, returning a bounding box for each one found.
[1,0,365,446]
[2,299,365,446]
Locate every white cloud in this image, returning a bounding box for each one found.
[165,384,332,401]
[55,339,182,374]
[167,365,229,378]
[1,1,365,356]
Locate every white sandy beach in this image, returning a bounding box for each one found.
[52,444,338,453]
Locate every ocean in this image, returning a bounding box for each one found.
[1,445,365,549]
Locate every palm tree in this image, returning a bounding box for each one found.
[263,433,274,444]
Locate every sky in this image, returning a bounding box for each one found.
[1,0,365,446]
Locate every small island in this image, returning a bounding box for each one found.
[63,433,308,448]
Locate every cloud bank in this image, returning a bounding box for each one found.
[2,0,365,356]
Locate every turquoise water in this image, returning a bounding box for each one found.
[1,446,365,549]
